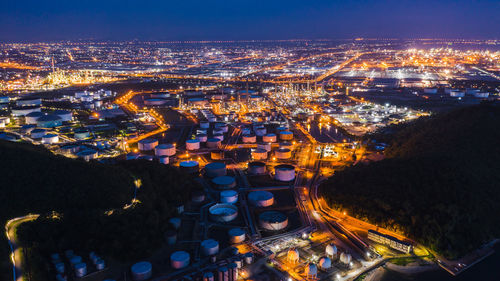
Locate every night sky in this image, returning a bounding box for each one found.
[1,0,499,42]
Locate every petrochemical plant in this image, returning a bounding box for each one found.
[1,38,498,281]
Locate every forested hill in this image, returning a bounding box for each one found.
[320,103,500,258]
[0,140,202,280]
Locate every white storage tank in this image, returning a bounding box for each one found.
[42,134,59,144]
[201,239,219,256]
[255,126,266,137]
[248,191,274,207]
[262,133,277,143]
[275,148,292,159]
[257,142,271,152]
[25,111,45,124]
[203,271,214,281]
[186,139,201,150]
[326,244,337,257]
[279,130,293,141]
[212,133,224,141]
[211,150,224,160]
[252,148,267,160]
[206,138,221,148]
[95,259,105,270]
[244,252,254,264]
[319,257,332,270]
[279,142,293,150]
[228,228,246,244]
[200,121,210,129]
[158,155,169,164]
[196,133,208,142]
[155,144,176,156]
[259,211,288,231]
[76,149,98,161]
[131,261,153,280]
[53,110,72,122]
[209,203,238,222]
[74,129,90,140]
[205,162,227,177]
[274,164,295,181]
[74,262,87,278]
[220,190,238,204]
[242,133,256,143]
[170,251,189,269]
[306,263,318,278]
[138,138,158,151]
[180,160,199,174]
[212,176,236,189]
[248,161,266,174]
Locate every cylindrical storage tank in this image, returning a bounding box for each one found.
[275,148,292,160]
[306,263,318,277]
[319,257,332,270]
[171,251,190,269]
[242,134,256,143]
[70,256,82,266]
[74,263,87,278]
[262,133,277,143]
[209,203,238,222]
[230,246,239,255]
[206,138,221,148]
[211,150,224,160]
[53,110,72,122]
[180,160,199,174]
[228,263,238,281]
[158,155,169,164]
[191,190,206,203]
[21,124,36,134]
[200,121,210,129]
[30,128,46,139]
[212,176,236,189]
[287,249,300,263]
[186,139,201,151]
[155,144,176,156]
[214,122,228,133]
[244,252,254,264]
[132,261,153,280]
[138,138,158,151]
[279,142,293,150]
[217,267,229,281]
[36,114,62,128]
[241,127,251,135]
[165,230,177,245]
[251,148,267,160]
[196,133,208,142]
[25,112,44,124]
[276,126,288,133]
[168,217,181,230]
[248,191,274,207]
[55,262,65,273]
[220,190,238,204]
[213,128,224,135]
[201,239,219,256]
[74,129,90,140]
[259,211,288,231]
[95,259,105,270]
[228,228,246,244]
[279,131,293,141]
[76,150,98,161]
[42,134,59,144]
[255,127,266,137]
[138,155,154,161]
[234,258,243,269]
[213,133,224,141]
[126,152,140,160]
[247,163,265,177]
[203,272,214,281]
[326,244,337,257]
[257,142,271,152]
[274,164,295,181]
[205,162,227,178]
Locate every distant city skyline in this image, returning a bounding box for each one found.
[1,0,499,42]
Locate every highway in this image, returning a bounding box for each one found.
[5,214,39,281]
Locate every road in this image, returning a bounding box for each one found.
[5,214,39,281]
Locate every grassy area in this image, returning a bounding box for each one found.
[389,257,417,266]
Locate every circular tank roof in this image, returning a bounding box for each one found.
[249,161,266,167]
[139,138,157,144]
[37,114,62,122]
[131,261,152,274]
[248,191,273,202]
[259,211,287,223]
[206,162,226,170]
[180,161,199,167]
[186,139,200,143]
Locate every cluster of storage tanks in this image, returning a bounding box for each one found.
[50,250,106,281]
[131,138,176,165]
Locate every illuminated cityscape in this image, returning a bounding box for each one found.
[1,1,500,281]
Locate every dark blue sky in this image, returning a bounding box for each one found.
[1,0,499,42]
